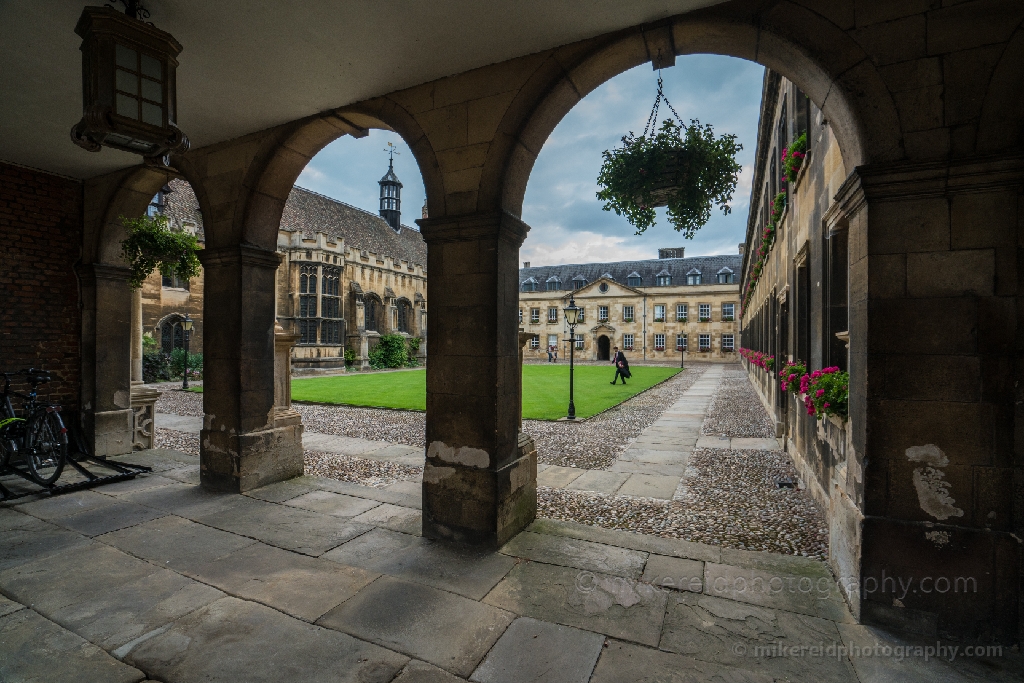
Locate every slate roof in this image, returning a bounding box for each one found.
[519,254,743,289]
[162,179,427,266]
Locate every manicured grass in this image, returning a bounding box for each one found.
[285,364,681,420]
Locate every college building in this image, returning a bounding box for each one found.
[142,162,427,371]
[519,248,742,362]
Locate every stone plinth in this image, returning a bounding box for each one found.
[129,384,159,450]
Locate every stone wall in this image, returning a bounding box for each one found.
[0,161,82,411]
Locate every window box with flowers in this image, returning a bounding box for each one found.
[783,132,807,185]
[676,316,687,323]
[654,318,665,323]
[624,346,634,351]
[800,366,848,421]
[623,318,634,323]
[699,317,711,323]
[722,316,734,322]
[655,346,665,351]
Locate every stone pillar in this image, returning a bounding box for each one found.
[274,321,302,430]
[418,211,537,547]
[129,287,159,449]
[79,263,135,456]
[197,245,303,492]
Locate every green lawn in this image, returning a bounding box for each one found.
[285,365,681,420]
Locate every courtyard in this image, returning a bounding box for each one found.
[2,363,1018,682]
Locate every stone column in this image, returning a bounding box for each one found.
[129,287,158,449]
[197,245,303,492]
[418,211,537,547]
[79,264,135,456]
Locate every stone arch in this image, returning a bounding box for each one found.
[483,7,900,216]
[228,102,444,251]
[978,23,1024,154]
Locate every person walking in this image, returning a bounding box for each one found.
[610,346,630,385]
[547,345,554,363]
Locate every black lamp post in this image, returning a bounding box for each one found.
[181,314,193,390]
[563,296,581,420]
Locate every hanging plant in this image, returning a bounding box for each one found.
[120,214,201,289]
[596,77,743,239]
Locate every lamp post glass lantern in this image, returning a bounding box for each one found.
[563,297,581,420]
[181,315,193,390]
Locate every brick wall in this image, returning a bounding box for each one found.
[0,162,83,410]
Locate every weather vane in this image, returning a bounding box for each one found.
[384,141,401,162]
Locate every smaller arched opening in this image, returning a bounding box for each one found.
[157,313,187,353]
[396,297,414,334]
[597,335,610,361]
[364,293,384,333]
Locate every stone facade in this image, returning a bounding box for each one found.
[519,249,741,363]
[142,177,427,371]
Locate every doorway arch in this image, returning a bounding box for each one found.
[597,335,610,361]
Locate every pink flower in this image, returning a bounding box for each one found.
[815,389,825,398]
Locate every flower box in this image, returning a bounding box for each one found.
[654,346,665,351]
[722,316,734,322]
[698,347,711,352]
[676,317,687,323]
[653,318,665,323]
[623,318,634,323]
[624,346,634,351]
[699,317,711,323]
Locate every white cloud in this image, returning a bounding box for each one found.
[521,229,652,266]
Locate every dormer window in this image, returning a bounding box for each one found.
[656,269,672,286]
[627,272,642,287]
[572,276,586,290]
[686,269,702,285]
[545,276,561,291]
[717,267,735,284]
[521,277,538,292]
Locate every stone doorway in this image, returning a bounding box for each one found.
[597,335,610,361]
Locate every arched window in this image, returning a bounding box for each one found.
[321,266,342,344]
[365,297,380,332]
[298,264,318,344]
[160,314,187,353]
[397,299,413,333]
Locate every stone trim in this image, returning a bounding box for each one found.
[197,243,283,270]
[77,262,132,282]
[417,210,530,248]
[856,153,1024,201]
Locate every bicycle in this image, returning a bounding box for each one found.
[0,369,68,486]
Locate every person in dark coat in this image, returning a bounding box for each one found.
[610,346,631,385]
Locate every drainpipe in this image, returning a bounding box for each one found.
[642,292,647,361]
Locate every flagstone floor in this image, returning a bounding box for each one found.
[1,449,1020,682]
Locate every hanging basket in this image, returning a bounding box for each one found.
[597,76,742,239]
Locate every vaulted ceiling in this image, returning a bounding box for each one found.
[0,0,725,179]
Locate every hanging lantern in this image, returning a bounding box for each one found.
[70,5,189,165]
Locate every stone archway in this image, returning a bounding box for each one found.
[597,335,610,362]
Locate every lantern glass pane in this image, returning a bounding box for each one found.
[141,78,162,103]
[115,44,137,69]
[116,68,138,94]
[116,93,139,119]
[141,101,163,126]
[140,53,162,80]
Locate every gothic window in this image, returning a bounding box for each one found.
[320,266,342,345]
[365,297,381,332]
[397,300,412,334]
[160,315,187,353]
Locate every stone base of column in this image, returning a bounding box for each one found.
[129,384,160,450]
[422,433,537,547]
[200,423,304,493]
[92,408,135,457]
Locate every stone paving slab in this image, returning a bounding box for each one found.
[109,447,199,472]
[499,530,647,579]
[617,473,681,499]
[394,659,466,682]
[642,554,705,593]
[126,596,409,683]
[527,518,722,563]
[324,527,516,599]
[284,490,382,518]
[0,542,225,651]
[351,502,422,535]
[13,489,120,520]
[244,477,319,503]
[309,477,422,509]
[0,594,24,618]
[97,473,179,495]
[187,541,378,622]
[318,576,515,676]
[387,479,423,495]
[565,470,629,494]
[0,608,146,683]
[537,465,586,488]
[703,562,852,622]
[49,500,166,537]
[194,495,373,557]
[302,432,389,455]
[731,437,783,450]
[608,460,686,477]
[100,514,259,574]
[0,515,94,570]
[155,412,202,432]
[660,592,859,682]
[366,444,425,466]
[162,464,201,484]
[483,561,668,647]
[469,616,604,683]
[623,449,689,465]
[696,435,733,448]
[0,506,41,531]
[119,481,251,519]
[590,639,772,683]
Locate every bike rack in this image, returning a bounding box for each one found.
[0,431,153,502]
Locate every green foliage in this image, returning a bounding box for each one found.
[343,347,357,367]
[779,361,807,395]
[142,333,158,352]
[120,214,201,289]
[405,337,422,367]
[368,334,411,369]
[142,352,171,382]
[169,348,203,379]
[802,367,849,420]
[596,119,743,238]
[782,132,807,183]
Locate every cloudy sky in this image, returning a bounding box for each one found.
[296,54,765,266]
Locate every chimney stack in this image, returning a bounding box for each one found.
[522,261,531,268]
[738,243,746,256]
[658,247,685,259]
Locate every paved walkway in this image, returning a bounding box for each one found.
[3,448,1017,682]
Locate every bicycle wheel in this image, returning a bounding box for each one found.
[26,412,66,486]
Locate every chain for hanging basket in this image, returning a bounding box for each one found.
[596,72,743,238]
